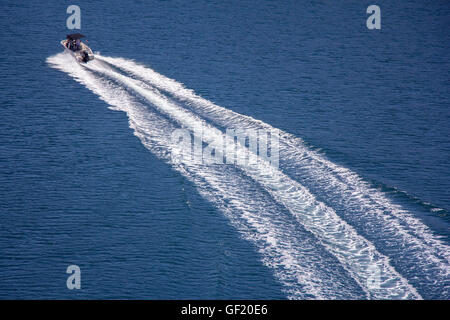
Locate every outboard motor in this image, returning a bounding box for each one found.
[82,51,89,63]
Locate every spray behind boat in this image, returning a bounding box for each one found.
[61,33,94,63]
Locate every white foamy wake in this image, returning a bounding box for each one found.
[96,55,450,297]
[48,52,424,299]
[47,52,359,299]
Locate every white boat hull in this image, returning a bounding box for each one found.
[61,40,94,63]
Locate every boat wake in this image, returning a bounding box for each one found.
[47,52,449,299]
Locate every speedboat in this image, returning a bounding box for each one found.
[61,33,94,63]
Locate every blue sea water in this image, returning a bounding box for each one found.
[0,0,449,299]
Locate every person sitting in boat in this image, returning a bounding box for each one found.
[75,39,81,51]
[68,40,76,51]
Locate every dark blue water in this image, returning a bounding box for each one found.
[1,0,449,299]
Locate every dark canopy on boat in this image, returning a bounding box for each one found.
[66,33,86,40]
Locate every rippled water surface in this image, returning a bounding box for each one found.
[1,0,449,299]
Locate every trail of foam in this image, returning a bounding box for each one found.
[97,55,450,298]
[81,57,421,299]
[47,52,366,299]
